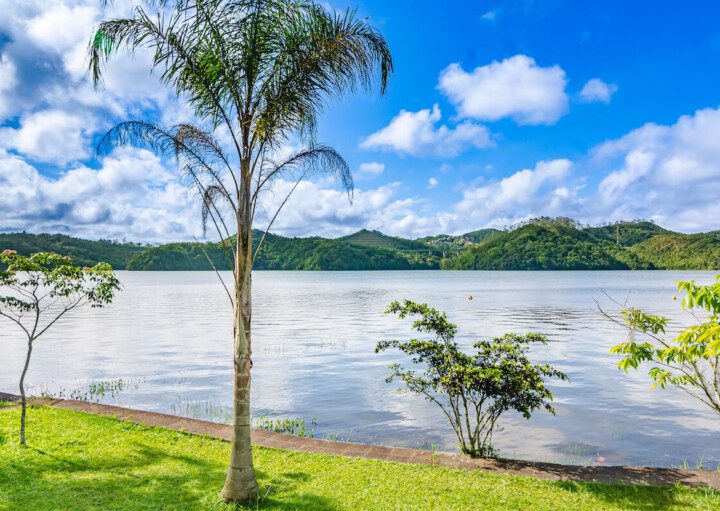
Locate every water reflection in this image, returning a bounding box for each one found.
[1,270,718,468]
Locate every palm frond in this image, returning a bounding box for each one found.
[89,4,244,139]
[252,144,352,260]
[256,145,352,200]
[91,0,391,274]
[97,120,238,248]
[251,3,393,146]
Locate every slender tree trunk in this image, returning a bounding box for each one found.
[19,337,33,445]
[221,250,259,501]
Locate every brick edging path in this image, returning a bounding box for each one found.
[2,392,719,489]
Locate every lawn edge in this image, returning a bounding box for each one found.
[1,391,718,490]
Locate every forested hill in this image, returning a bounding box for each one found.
[0,232,147,269]
[441,219,720,270]
[125,230,440,271]
[2,219,720,270]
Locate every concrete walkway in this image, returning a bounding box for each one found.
[2,392,719,489]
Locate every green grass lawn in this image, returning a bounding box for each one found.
[0,406,718,510]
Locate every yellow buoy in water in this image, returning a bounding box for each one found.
[468,295,473,301]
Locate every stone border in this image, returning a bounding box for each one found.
[1,392,718,489]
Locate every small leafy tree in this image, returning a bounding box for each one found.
[376,300,567,457]
[610,275,720,416]
[0,250,120,444]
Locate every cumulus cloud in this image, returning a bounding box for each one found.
[0,0,184,135]
[25,2,98,74]
[0,0,204,240]
[438,55,568,125]
[0,147,200,242]
[3,2,720,241]
[360,104,493,157]
[0,109,96,164]
[440,107,720,234]
[253,180,422,238]
[591,107,720,231]
[453,159,579,225]
[5,106,720,240]
[358,161,385,176]
[579,78,617,104]
[0,56,17,119]
[437,107,720,234]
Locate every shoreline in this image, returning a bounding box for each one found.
[2,391,718,489]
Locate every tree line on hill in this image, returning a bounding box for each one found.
[2,218,719,271]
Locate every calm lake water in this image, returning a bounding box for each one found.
[2,270,719,468]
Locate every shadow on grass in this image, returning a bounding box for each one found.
[3,436,337,510]
[5,446,339,511]
[551,479,716,511]
[3,406,717,511]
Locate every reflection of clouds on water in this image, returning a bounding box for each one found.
[1,270,718,468]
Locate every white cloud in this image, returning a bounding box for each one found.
[431,108,720,233]
[253,180,421,238]
[591,107,720,231]
[358,161,385,175]
[360,104,493,157]
[454,159,578,224]
[0,56,17,119]
[25,3,98,62]
[0,147,200,242]
[438,55,569,125]
[481,9,498,21]
[579,78,617,104]
[0,109,96,164]
[3,3,720,241]
[0,0,186,126]
[4,105,720,240]
[441,107,720,234]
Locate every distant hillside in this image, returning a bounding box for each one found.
[254,232,436,270]
[126,241,227,271]
[463,229,499,243]
[418,229,498,251]
[628,234,720,270]
[5,219,720,271]
[127,231,438,271]
[585,221,672,246]
[339,229,431,251]
[442,221,654,270]
[0,232,146,269]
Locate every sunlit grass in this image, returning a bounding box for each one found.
[1,406,718,510]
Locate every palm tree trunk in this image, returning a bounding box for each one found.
[220,261,259,502]
[19,337,33,445]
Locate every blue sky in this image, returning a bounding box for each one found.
[1,0,720,241]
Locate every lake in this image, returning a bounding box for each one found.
[2,270,718,468]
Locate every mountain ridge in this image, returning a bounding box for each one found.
[2,219,719,271]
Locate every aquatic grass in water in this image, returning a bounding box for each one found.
[169,397,233,423]
[255,416,318,438]
[38,377,145,402]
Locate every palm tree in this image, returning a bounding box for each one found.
[89,0,391,502]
